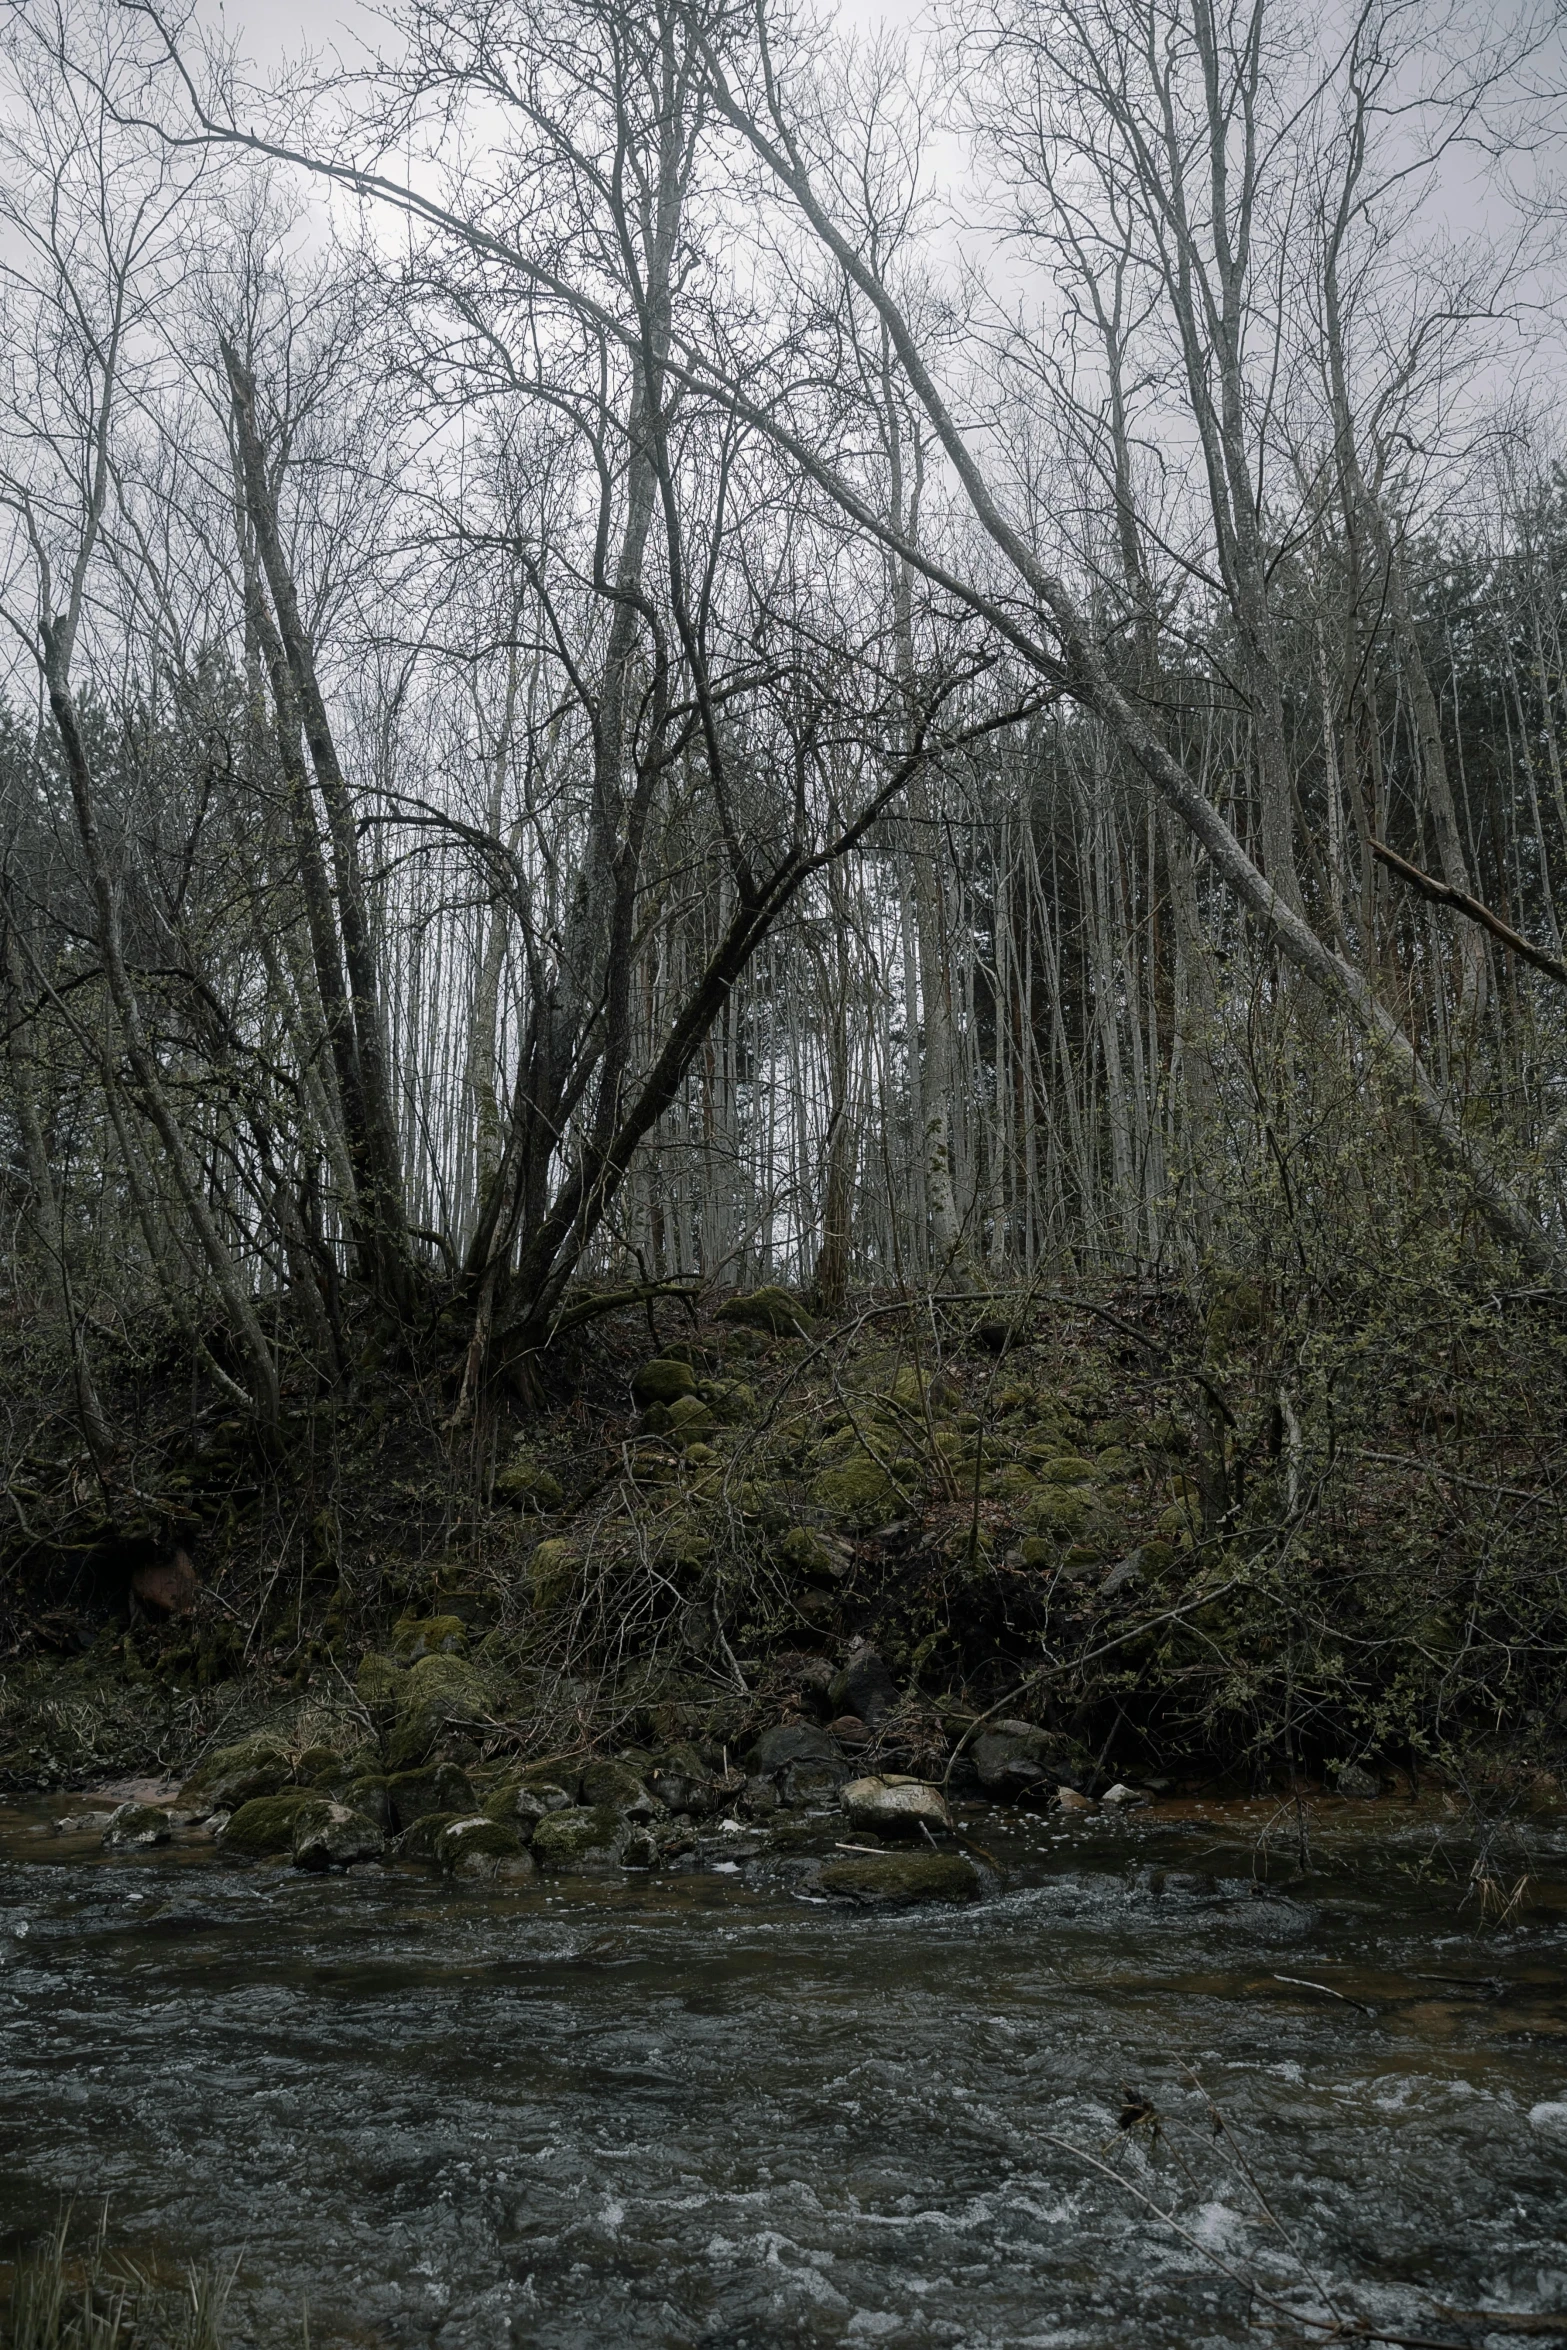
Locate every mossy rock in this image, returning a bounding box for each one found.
[1026,1488,1095,1542]
[715,1285,816,1338]
[698,1378,756,1425]
[579,1759,659,1817]
[219,1789,324,1858]
[435,1815,532,1880]
[297,1744,348,1786]
[633,1358,699,1406]
[181,1734,291,1811]
[391,1613,467,1664]
[385,1652,493,1771]
[817,1853,985,1907]
[530,1804,631,1872]
[778,1526,846,1584]
[494,1449,565,1511]
[989,1464,1038,1503]
[102,1801,172,1850]
[386,1761,476,1827]
[810,1450,903,1531]
[292,1802,385,1872]
[528,1539,580,1615]
[391,1809,461,1862]
[520,1759,583,1802]
[1036,1455,1098,1486]
[484,1775,571,1835]
[343,1773,394,1830]
[681,1442,722,1473]
[666,1392,716,1445]
[356,1653,405,1718]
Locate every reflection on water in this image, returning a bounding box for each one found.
[1,1796,1565,2348]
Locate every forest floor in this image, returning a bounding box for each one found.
[2,1274,1564,1854]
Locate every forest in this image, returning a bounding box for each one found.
[2,0,1566,1790]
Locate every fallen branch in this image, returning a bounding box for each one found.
[1370,839,1567,990]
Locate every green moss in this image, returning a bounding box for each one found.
[778,1526,844,1583]
[181,1734,290,1811]
[219,1789,323,1857]
[436,1815,528,1875]
[633,1358,699,1405]
[530,1804,628,1871]
[384,1651,492,1771]
[494,1449,565,1510]
[714,1285,816,1337]
[811,1449,903,1530]
[698,1378,756,1424]
[386,1762,476,1825]
[391,1613,467,1663]
[1036,1455,1098,1486]
[666,1393,716,1445]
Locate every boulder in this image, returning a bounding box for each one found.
[779,1527,846,1583]
[579,1759,662,1820]
[101,1801,171,1850]
[179,1735,292,1813]
[131,1548,197,1617]
[829,1648,900,1726]
[632,1358,698,1406]
[810,1451,903,1531]
[817,1853,985,1907]
[494,1450,565,1511]
[386,1762,477,1828]
[391,1614,467,1664]
[665,1393,716,1446]
[1100,1782,1150,1810]
[648,1747,721,1818]
[964,1721,1083,1802]
[436,1815,534,1882]
[55,1809,117,1835]
[520,1760,583,1802]
[715,1285,815,1337]
[841,1775,953,1837]
[480,1782,556,1839]
[1334,1761,1380,1799]
[530,1805,634,1873]
[219,1789,324,1858]
[831,1716,871,1749]
[390,1810,460,1862]
[384,1652,492,1771]
[748,1723,843,1775]
[343,1774,395,1831]
[292,1802,385,1872]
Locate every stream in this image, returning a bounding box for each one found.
[2,1792,1565,2348]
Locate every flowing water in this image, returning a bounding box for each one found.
[2,1791,1566,2348]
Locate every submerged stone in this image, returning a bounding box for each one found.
[817,1853,984,1907]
